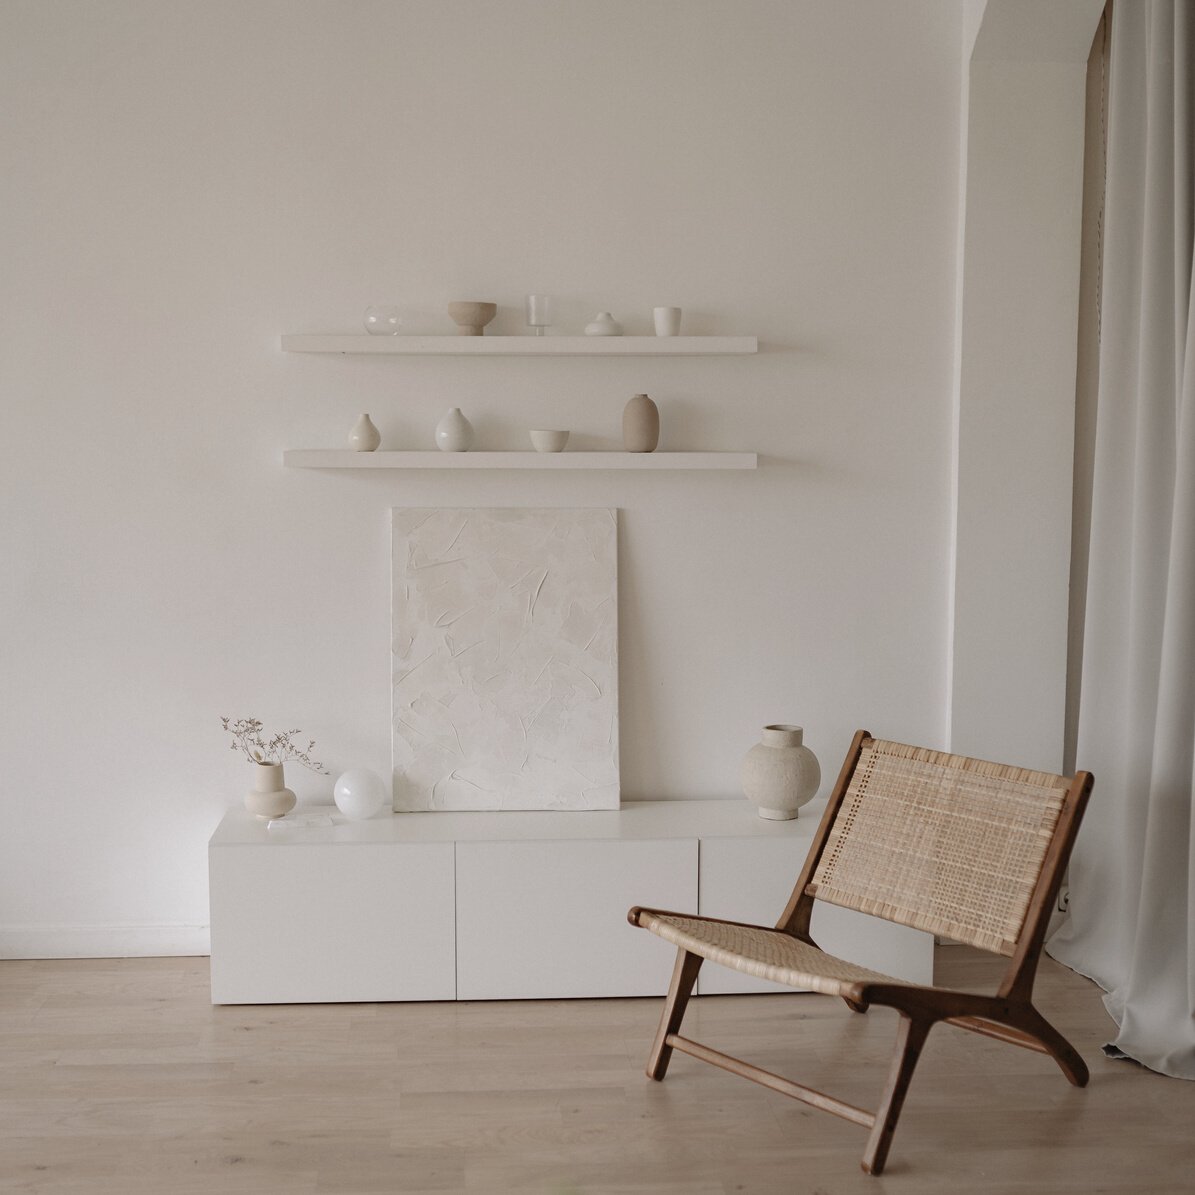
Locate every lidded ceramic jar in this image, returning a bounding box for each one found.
[741,725,820,820]
[585,311,623,336]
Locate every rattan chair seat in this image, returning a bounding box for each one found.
[637,911,900,996]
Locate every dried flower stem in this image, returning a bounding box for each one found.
[220,717,328,774]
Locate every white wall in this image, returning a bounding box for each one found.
[0,0,961,957]
[947,0,1102,772]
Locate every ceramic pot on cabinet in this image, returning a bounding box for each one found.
[741,725,820,820]
[245,762,297,820]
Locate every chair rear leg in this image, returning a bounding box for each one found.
[861,1014,932,1176]
[1017,1006,1089,1087]
[647,948,703,1080]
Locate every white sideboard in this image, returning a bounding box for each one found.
[208,800,933,1005]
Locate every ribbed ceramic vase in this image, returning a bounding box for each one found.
[245,762,297,820]
[622,393,659,452]
[741,725,820,820]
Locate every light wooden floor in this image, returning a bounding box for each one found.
[2,947,1192,1194]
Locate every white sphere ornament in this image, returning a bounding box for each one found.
[741,725,820,821]
[333,769,388,820]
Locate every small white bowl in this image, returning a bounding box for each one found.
[530,429,569,453]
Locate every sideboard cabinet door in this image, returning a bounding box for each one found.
[210,841,456,1004]
[456,838,696,1000]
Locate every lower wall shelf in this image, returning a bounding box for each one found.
[283,450,757,470]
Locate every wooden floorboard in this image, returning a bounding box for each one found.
[1,947,1192,1193]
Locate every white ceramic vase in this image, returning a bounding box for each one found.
[435,407,473,452]
[741,725,820,821]
[245,762,297,820]
[348,413,381,451]
[585,311,623,336]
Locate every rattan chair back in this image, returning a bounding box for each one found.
[806,738,1070,955]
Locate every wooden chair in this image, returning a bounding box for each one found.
[628,730,1094,1175]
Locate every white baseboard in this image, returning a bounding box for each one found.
[0,923,211,959]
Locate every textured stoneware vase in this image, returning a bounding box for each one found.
[245,762,297,820]
[622,393,659,452]
[435,407,474,451]
[348,413,381,451]
[741,725,821,820]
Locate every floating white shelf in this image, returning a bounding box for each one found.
[283,450,757,470]
[281,334,758,355]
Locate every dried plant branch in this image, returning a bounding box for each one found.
[220,717,329,773]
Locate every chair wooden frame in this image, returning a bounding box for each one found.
[629,729,1094,1175]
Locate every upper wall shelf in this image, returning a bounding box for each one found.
[280,335,758,356]
[283,451,757,471]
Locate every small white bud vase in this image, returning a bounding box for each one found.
[348,413,381,451]
[741,725,821,821]
[245,762,297,820]
[435,407,473,452]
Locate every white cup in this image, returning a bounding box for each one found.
[653,306,682,336]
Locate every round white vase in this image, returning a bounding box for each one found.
[741,725,820,821]
[435,407,474,451]
[245,762,297,820]
[348,413,381,452]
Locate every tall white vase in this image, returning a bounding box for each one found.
[435,407,473,452]
[245,762,297,820]
[741,725,820,820]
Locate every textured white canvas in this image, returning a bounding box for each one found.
[391,508,619,811]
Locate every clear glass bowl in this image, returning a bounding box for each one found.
[364,305,403,335]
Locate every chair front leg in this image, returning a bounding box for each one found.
[646,948,703,1080]
[861,1013,932,1175]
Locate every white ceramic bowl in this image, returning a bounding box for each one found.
[530,429,569,453]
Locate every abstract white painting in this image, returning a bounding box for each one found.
[391,508,619,811]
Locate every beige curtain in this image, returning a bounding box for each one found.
[1048,0,1195,1079]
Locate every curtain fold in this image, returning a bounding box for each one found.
[1048,0,1195,1080]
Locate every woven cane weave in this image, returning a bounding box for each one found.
[808,739,1069,956]
[638,912,900,995]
